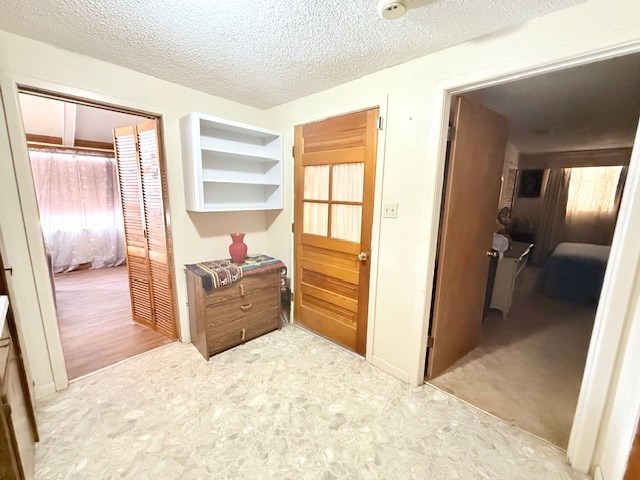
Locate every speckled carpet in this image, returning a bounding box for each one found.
[36,325,587,479]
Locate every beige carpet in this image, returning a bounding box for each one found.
[430,267,596,448]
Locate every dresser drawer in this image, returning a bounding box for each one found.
[207,306,280,355]
[204,272,279,307]
[205,288,279,330]
[186,266,282,361]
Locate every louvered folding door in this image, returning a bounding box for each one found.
[114,121,176,339]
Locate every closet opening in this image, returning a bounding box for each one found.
[424,52,640,449]
[18,89,177,380]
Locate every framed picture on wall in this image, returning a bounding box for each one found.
[518,169,543,198]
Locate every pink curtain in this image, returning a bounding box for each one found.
[564,166,623,245]
[29,149,126,273]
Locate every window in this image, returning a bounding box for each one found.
[566,166,623,216]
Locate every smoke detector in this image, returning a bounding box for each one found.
[378,0,408,20]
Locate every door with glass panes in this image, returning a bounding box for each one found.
[293,108,379,355]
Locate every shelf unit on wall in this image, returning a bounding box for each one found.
[180,112,283,212]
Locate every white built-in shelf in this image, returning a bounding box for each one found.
[180,112,283,212]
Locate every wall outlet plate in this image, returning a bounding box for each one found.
[383,202,398,218]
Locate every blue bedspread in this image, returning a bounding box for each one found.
[538,242,610,305]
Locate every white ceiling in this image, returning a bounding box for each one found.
[466,52,640,154]
[0,0,586,109]
[19,93,148,144]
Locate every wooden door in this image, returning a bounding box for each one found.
[0,248,38,479]
[113,121,176,339]
[293,108,378,355]
[114,125,154,329]
[625,416,640,480]
[136,121,176,338]
[426,96,508,379]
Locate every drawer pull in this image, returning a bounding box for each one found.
[240,303,252,312]
[240,328,246,341]
[239,283,245,297]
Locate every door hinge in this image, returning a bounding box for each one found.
[292,146,295,157]
[427,336,435,349]
[291,223,295,233]
[447,126,456,141]
[377,116,384,130]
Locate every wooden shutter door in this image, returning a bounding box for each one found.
[114,126,154,328]
[136,121,176,339]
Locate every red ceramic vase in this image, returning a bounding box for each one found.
[229,233,247,264]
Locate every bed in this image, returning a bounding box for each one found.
[537,242,611,305]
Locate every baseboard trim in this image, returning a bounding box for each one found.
[371,355,410,384]
[35,381,56,399]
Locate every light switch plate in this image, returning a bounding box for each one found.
[383,202,398,218]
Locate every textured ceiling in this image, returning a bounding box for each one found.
[466,52,640,153]
[0,0,587,108]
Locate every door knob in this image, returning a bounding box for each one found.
[486,250,499,258]
[358,251,370,262]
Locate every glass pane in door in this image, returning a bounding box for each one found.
[304,165,330,200]
[303,202,329,236]
[331,204,362,242]
[332,163,364,202]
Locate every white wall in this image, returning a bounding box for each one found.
[1,0,640,476]
[0,30,273,396]
[594,272,640,480]
[267,0,640,381]
[264,0,640,475]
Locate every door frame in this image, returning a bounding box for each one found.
[290,95,388,365]
[417,42,640,473]
[0,72,180,394]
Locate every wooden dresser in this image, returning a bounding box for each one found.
[186,269,281,360]
[0,296,38,480]
[490,242,534,317]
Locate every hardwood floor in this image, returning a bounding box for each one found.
[54,266,173,380]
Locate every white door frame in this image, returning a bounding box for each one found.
[289,95,389,367]
[0,72,176,395]
[417,43,640,473]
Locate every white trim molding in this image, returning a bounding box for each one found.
[416,41,640,474]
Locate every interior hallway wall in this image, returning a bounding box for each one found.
[266,0,640,386]
[0,30,273,396]
[1,0,640,477]
[264,0,640,475]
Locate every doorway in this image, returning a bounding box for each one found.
[425,53,640,448]
[17,90,177,380]
[293,108,379,355]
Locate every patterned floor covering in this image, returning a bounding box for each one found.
[35,326,588,479]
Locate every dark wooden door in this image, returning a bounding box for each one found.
[426,96,509,379]
[293,108,379,355]
[0,249,38,479]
